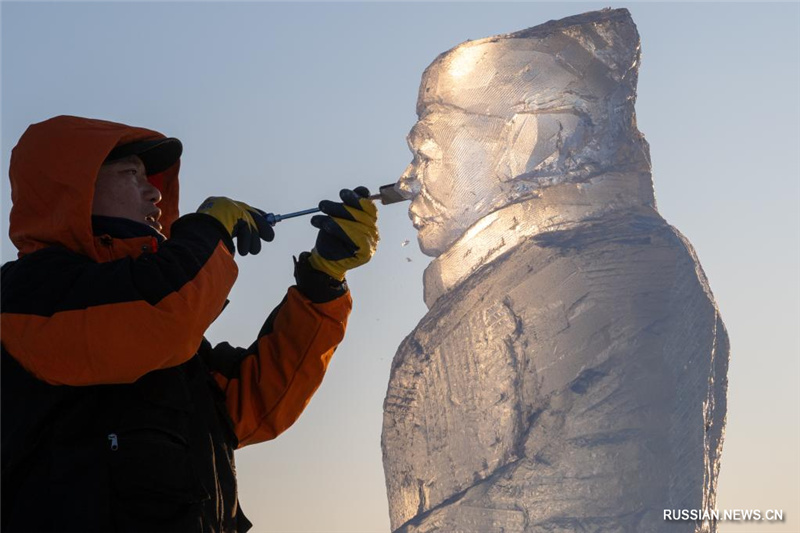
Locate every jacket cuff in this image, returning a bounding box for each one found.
[171,213,235,255]
[293,252,348,303]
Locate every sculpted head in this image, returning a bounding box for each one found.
[397,8,651,256]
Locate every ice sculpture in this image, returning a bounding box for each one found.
[382,8,729,532]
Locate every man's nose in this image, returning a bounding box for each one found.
[144,181,162,204]
[396,163,421,200]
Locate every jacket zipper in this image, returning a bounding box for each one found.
[107,427,188,451]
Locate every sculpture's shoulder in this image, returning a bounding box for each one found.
[397,208,725,360]
[530,208,680,252]
[531,208,720,292]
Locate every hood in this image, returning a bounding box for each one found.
[8,115,181,260]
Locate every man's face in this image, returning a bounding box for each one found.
[92,155,163,232]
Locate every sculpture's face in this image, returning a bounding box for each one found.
[397,42,592,256]
[397,16,646,258]
[398,106,507,256]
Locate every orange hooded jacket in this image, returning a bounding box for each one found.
[1,115,352,447]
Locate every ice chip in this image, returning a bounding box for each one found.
[383,8,729,533]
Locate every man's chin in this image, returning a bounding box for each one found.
[149,223,166,239]
[132,216,165,237]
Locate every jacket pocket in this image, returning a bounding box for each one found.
[108,424,210,530]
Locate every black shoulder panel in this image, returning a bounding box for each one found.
[1,214,232,317]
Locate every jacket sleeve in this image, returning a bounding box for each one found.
[205,254,352,447]
[0,214,238,386]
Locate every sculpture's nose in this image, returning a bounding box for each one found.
[396,163,421,200]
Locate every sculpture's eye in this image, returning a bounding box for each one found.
[417,138,442,161]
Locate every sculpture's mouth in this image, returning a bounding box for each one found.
[409,203,441,232]
[409,210,426,231]
[407,187,449,230]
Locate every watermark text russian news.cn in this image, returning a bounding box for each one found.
[664,509,785,522]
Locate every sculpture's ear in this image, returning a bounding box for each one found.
[497,113,587,183]
[496,114,540,182]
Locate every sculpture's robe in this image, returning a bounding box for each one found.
[383,206,728,532]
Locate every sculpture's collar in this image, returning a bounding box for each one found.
[422,171,655,308]
[422,200,542,308]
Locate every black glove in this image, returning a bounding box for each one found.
[197,197,274,256]
[308,187,379,280]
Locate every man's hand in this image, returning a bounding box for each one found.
[197,197,275,256]
[309,187,379,281]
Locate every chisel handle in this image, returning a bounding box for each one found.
[265,183,405,226]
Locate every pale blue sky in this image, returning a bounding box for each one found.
[2,2,798,532]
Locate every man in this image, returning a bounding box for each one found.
[1,115,378,532]
[382,9,728,532]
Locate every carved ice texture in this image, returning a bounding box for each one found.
[382,9,729,532]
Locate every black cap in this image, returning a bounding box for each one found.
[105,138,183,175]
